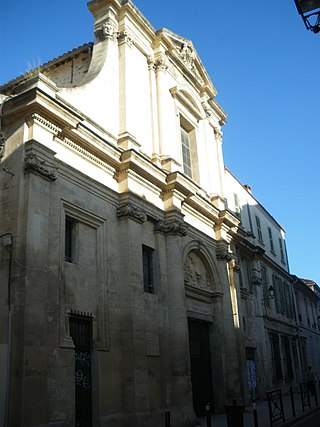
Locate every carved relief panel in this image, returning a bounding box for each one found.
[184,249,217,321]
[184,250,213,291]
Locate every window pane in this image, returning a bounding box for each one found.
[181,126,192,178]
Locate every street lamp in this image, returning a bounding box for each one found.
[268,285,275,299]
[262,285,275,301]
[295,0,320,33]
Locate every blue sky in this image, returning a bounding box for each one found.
[1,1,319,284]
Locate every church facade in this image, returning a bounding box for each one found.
[1,1,319,426]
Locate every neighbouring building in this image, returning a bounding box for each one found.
[0,1,319,426]
[292,277,320,377]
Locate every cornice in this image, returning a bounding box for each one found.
[3,76,124,177]
[170,85,205,120]
[185,192,220,224]
[185,284,222,303]
[117,149,167,189]
[260,254,291,281]
[59,135,116,176]
[217,209,241,229]
[165,171,198,198]
[26,112,62,136]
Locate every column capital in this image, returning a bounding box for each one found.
[117,202,147,223]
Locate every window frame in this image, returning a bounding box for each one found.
[179,115,199,182]
[234,193,241,220]
[255,215,264,243]
[142,245,154,294]
[180,125,193,178]
[279,238,285,263]
[65,215,78,263]
[268,227,275,253]
[270,333,283,381]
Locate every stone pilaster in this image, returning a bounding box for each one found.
[215,241,246,406]
[156,211,194,425]
[10,139,73,426]
[116,201,151,423]
[147,56,161,165]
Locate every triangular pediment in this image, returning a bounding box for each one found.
[158,28,217,97]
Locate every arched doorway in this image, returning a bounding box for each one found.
[184,249,216,416]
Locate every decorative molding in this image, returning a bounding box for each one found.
[154,219,187,236]
[202,102,212,118]
[216,243,232,261]
[95,21,117,41]
[117,31,133,47]
[26,113,62,135]
[184,251,212,291]
[154,56,168,72]
[24,153,58,181]
[251,268,262,285]
[214,127,223,142]
[60,136,115,175]
[117,132,141,151]
[147,56,155,71]
[117,203,147,223]
[155,219,187,236]
[178,43,196,70]
[0,130,6,158]
[176,43,204,84]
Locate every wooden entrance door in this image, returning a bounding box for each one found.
[188,319,213,416]
[188,319,214,416]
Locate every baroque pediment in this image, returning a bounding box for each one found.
[160,29,217,97]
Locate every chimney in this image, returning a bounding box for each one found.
[244,184,252,194]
